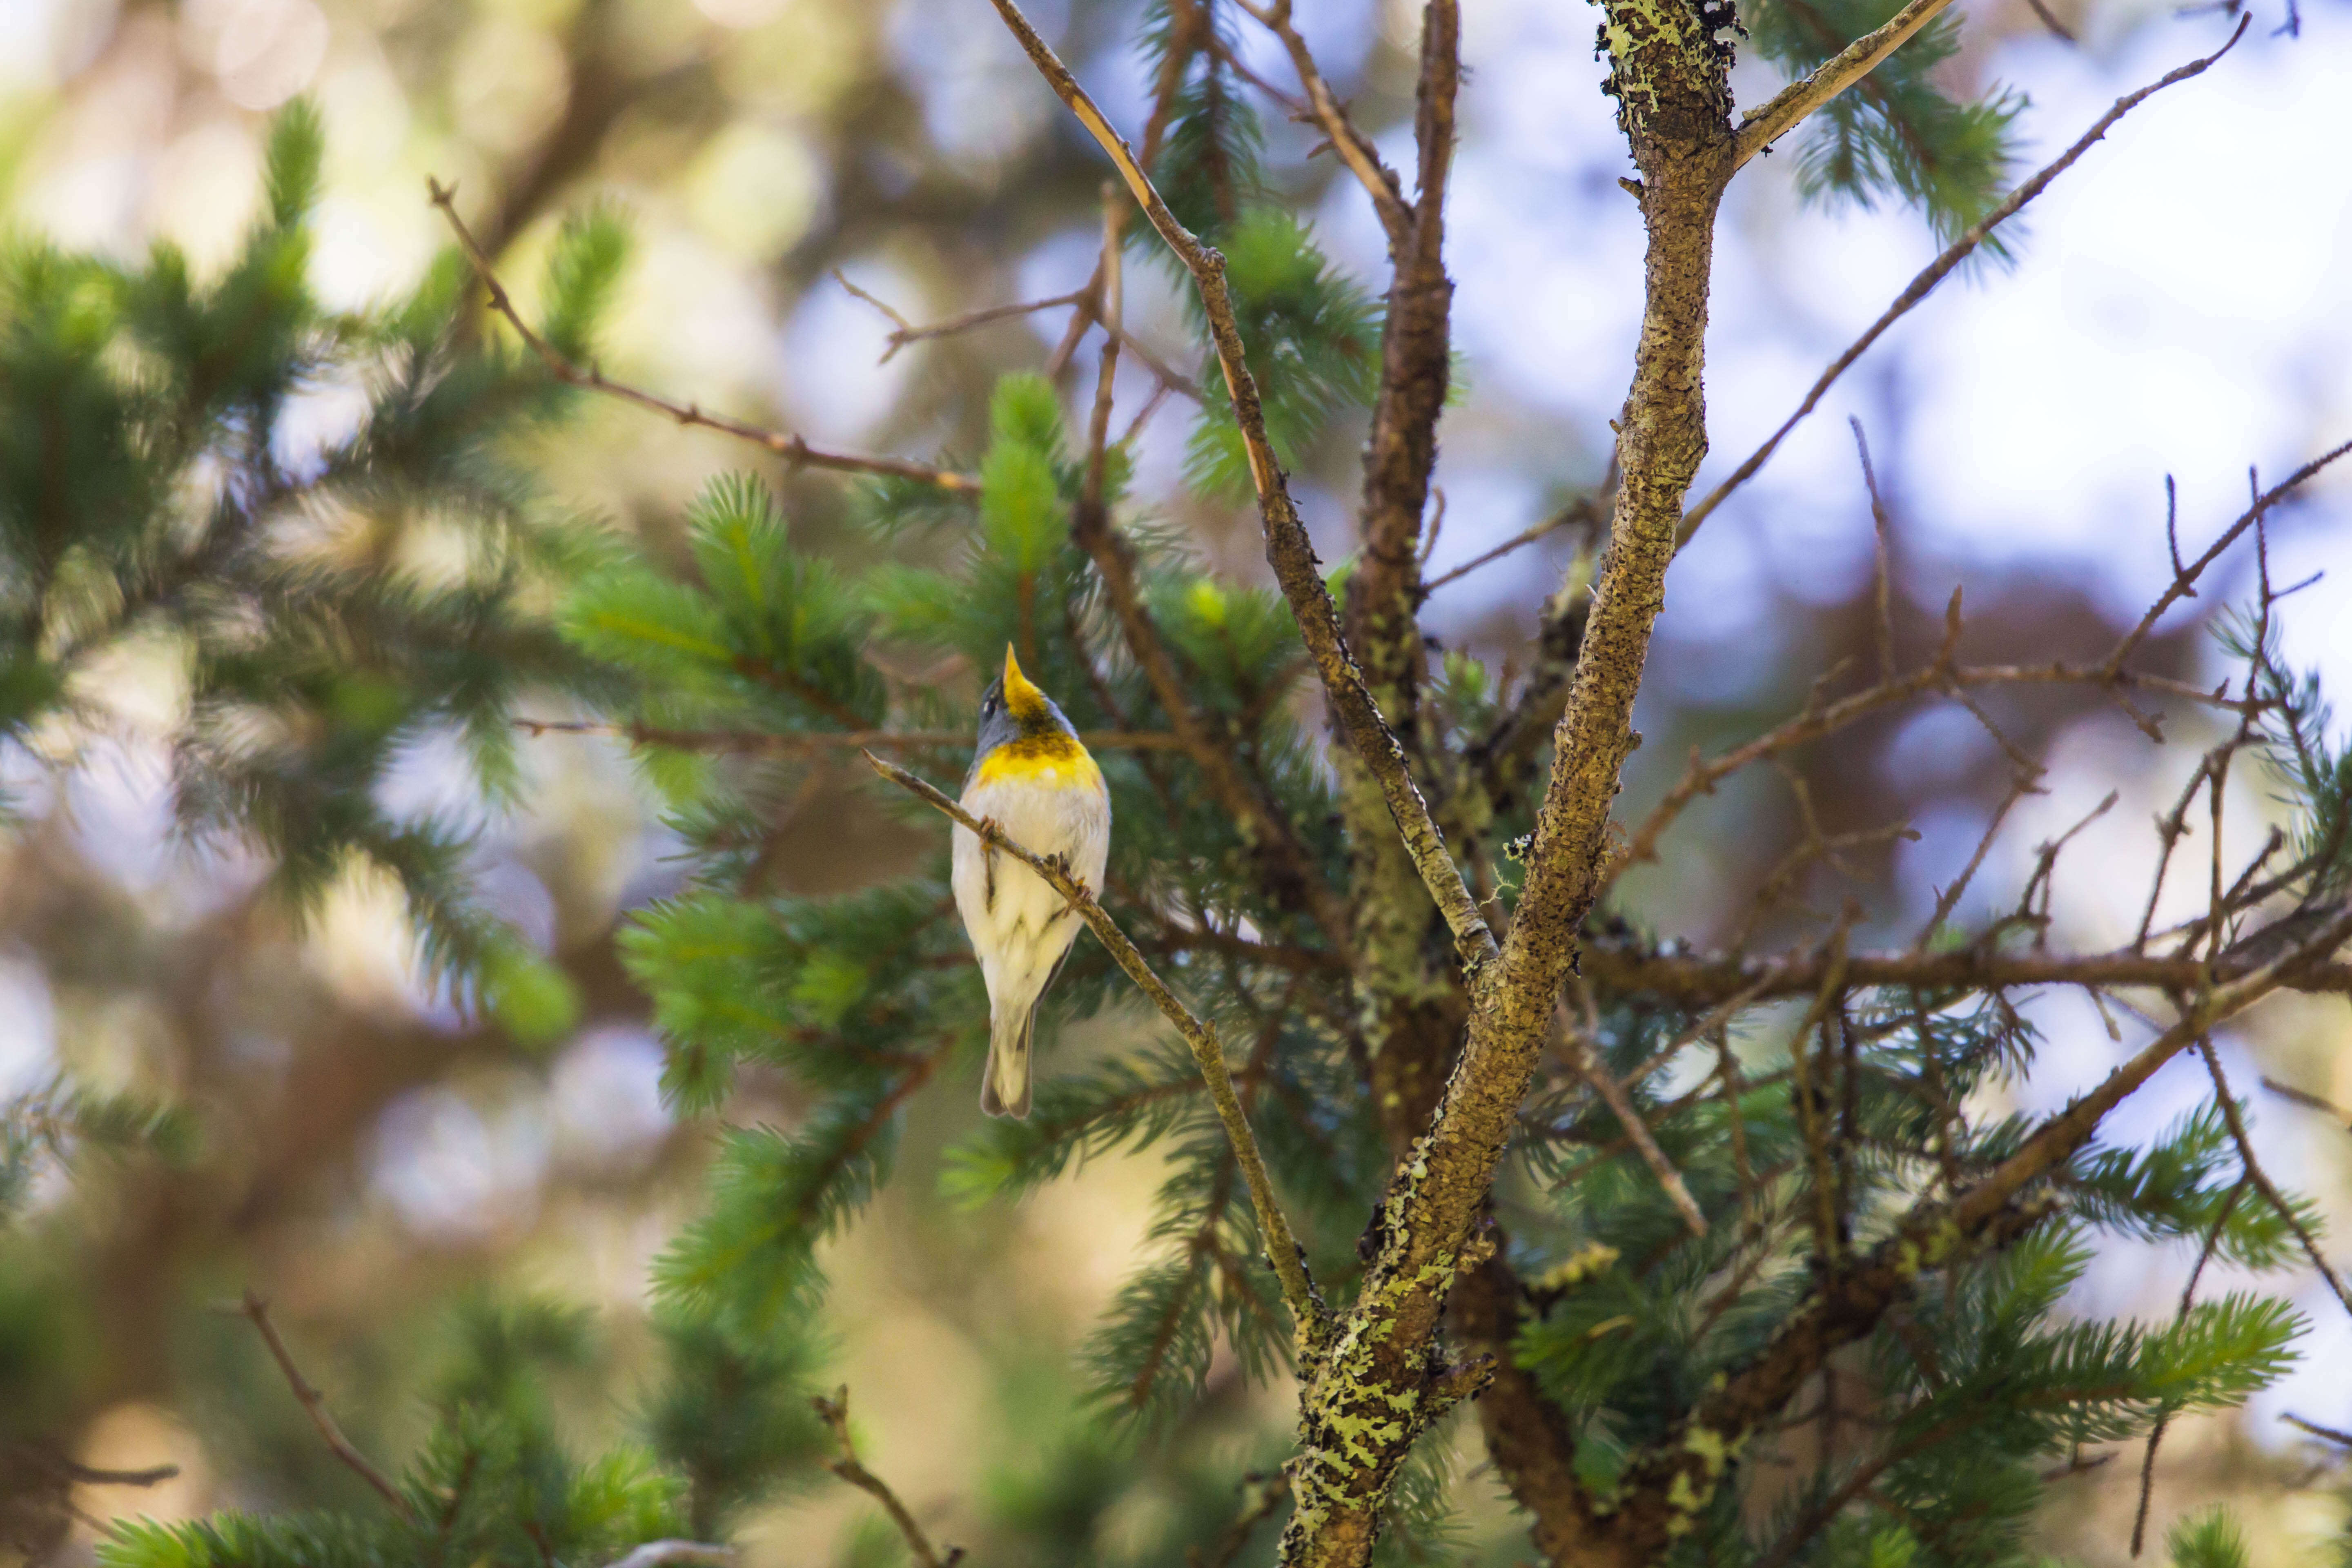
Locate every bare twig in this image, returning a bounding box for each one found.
[1679,21,2252,547]
[1607,650,2251,893]
[1082,184,1126,514]
[811,1388,961,1568]
[1562,985,1708,1236]
[2104,435,2352,677]
[1191,1471,1292,1568]
[1419,506,1581,597]
[1910,771,2040,951]
[2196,1040,2352,1323]
[863,752,1325,1348]
[235,1291,415,1523]
[2130,1178,2244,1557]
[1732,0,1961,170]
[605,1543,737,1568]
[9,1452,180,1488]
[2260,1075,2352,1127]
[513,718,1182,753]
[1579,937,2352,1006]
[426,181,976,494]
[1851,419,1897,684]
[2283,1413,2352,1447]
[1231,0,1412,247]
[983,0,1495,967]
[833,270,1087,363]
[2023,0,2079,39]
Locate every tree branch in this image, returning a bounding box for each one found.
[235,1291,416,1523]
[1581,937,2352,1004]
[425,180,977,494]
[604,1544,737,1568]
[1678,20,2250,548]
[1606,638,2268,892]
[1232,0,1413,249]
[811,1388,962,1568]
[513,718,1182,753]
[862,752,1325,1351]
[1604,904,2352,1557]
[982,0,1497,973]
[1731,0,1960,171]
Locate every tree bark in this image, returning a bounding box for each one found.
[1275,0,1735,1559]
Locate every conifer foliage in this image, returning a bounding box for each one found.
[5,0,2351,1566]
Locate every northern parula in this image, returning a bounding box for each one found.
[953,646,1111,1118]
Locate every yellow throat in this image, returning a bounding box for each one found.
[976,645,1102,790]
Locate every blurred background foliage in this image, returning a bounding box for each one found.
[0,0,2349,1564]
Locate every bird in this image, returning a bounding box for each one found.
[952,645,1111,1118]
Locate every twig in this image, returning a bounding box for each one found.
[811,1388,961,1568]
[1190,1470,1292,1568]
[1419,506,1580,597]
[2196,1040,2352,1322]
[234,1291,416,1523]
[10,1452,180,1488]
[862,752,1325,1348]
[2104,435,2352,677]
[833,270,1088,363]
[984,0,1496,969]
[1910,771,2040,951]
[1733,0,1962,170]
[2283,1413,2352,1447]
[2130,1178,2244,1557]
[1082,183,1125,514]
[2023,0,2080,40]
[1851,419,1897,684]
[513,718,1183,752]
[1561,984,1708,1236]
[1679,20,2251,548]
[425,181,976,494]
[1231,0,1412,248]
[1606,649,2253,893]
[2260,1075,2352,1128]
[1580,938,2352,1004]
[605,1544,737,1568]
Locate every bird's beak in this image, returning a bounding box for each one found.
[1002,644,1043,709]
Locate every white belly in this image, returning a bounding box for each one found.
[951,774,1111,1017]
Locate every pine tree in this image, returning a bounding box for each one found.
[6,0,2350,1566]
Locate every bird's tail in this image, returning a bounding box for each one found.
[980,1002,1036,1119]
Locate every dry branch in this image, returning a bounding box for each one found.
[235,1291,415,1523]
[982,0,1497,973]
[1232,0,1412,248]
[862,751,1325,1349]
[1582,939,2352,1005]
[1679,21,2251,547]
[513,718,1182,753]
[605,1544,737,1568]
[426,181,976,494]
[1732,0,1960,169]
[812,1388,961,1568]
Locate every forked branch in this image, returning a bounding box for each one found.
[1732,0,1961,170]
[862,751,1326,1350]
[812,1388,962,1568]
[981,0,1498,971]
[1681,20,2251,548]
[426,181,976,494]
[235,1291,415,1524]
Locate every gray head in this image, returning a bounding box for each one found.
[969,645,1077,781]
